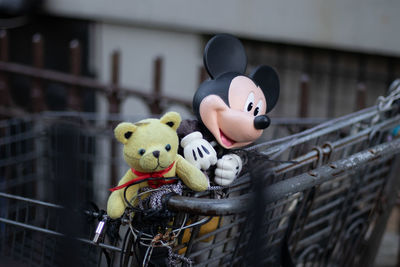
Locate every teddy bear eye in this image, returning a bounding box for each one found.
[165,144,171,151]
[138,149,146,156]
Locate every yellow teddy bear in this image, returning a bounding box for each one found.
[107,111,209,219]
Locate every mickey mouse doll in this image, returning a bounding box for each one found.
[178,34,280,186]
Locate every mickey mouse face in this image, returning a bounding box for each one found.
[193,34,280,149]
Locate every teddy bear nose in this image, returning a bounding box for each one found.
[152,150,160,158]
[254,115,271,130]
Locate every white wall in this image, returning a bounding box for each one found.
[46,0,400,56]
[94,23,203,117]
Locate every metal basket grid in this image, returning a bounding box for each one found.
[0,95,400,266]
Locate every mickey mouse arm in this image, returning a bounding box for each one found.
[175,154,209,191]
[214,153,243,186]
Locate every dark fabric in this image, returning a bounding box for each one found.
[177,119,212,143]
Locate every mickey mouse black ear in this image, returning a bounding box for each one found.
[203,34,247,79]
[250,65,280,113]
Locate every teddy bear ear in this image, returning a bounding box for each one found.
[250,65,280,113]
[203,34,247,79]
[160,111,181,131]
[114,122,137,144]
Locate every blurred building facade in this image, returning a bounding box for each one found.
[6,0,400,118]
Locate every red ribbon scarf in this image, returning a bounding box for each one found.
[109,162,176,192]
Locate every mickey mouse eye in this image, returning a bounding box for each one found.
[254,107,259,116]
[138,149,146,156]
[254,100,263,116]
[165,144,171,151]
[244,92,255,113]
[247,102,253,112]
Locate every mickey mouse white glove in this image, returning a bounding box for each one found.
[214,154,243,186]
[181,131,218,171]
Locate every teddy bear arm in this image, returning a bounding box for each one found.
[107,191,126,219]
[176,155,209,191]
[107,170,143,219]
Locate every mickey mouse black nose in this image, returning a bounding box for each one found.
[254,115,271,130]
[152,150,160,158]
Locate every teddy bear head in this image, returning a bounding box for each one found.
[114,112,181,173]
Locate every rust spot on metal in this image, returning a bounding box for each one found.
[368,156,381,162]
[332,170,345,177]
[329,164,337,169]
[309,171,318,177]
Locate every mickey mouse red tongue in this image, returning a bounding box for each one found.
[220,130,235,147]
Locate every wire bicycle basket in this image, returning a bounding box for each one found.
[1,81,400,266]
